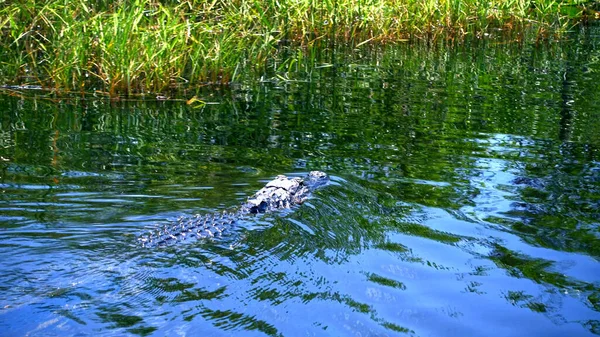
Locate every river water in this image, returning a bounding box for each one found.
[1,27,599,336]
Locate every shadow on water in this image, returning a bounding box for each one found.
[1,25,600,336]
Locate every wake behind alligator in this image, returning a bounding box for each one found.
[138,171,329,247]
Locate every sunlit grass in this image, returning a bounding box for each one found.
[0,0,595,95]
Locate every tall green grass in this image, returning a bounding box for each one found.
[0,0,594,96]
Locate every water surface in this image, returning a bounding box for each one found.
[1,27,600,336]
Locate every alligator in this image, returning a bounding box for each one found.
[138,171,329,247]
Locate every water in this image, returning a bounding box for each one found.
[1,27,600,336]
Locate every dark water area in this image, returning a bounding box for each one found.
[1,26,600,336]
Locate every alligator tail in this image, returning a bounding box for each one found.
[138,210,243,248]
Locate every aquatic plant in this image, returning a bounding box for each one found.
[0,0,595,95]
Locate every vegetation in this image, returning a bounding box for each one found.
[0,0,597,95]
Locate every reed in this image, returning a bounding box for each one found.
[0,0,593,96]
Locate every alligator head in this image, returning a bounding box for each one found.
[244,171,329,214]
[302,171,330,190]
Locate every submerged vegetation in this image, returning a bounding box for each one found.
[0,0,598,95]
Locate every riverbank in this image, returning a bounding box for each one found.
[1,0,597,96]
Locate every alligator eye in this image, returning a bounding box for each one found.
[249,201,268,213]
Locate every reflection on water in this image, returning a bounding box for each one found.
[1,27,600,336]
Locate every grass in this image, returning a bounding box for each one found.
[0,0,597,96]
